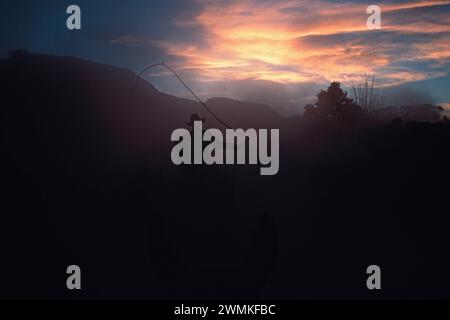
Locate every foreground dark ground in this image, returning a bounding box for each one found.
[1,52,449,299]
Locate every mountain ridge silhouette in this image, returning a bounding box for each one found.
[1,50,449,299]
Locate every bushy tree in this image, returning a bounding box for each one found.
[304,82,362,121]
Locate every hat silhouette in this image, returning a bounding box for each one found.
[186,113,206,127]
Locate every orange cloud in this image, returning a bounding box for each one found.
[155,0,450,87]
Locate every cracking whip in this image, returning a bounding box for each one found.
[130,62,232,129]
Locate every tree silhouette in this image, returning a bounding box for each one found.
[304,82,362,121]
[351,74,385,114]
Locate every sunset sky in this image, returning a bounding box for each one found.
[2,0,450,114]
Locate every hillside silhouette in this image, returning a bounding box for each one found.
[0,51,449,299]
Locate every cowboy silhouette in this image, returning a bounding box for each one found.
[186,113,206,129]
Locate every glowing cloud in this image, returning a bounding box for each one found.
[153,0,450,87]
